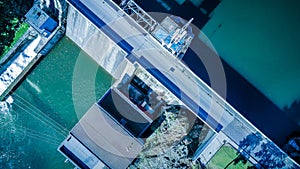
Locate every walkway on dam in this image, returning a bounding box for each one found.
[66,0,299,167]
[137,0,300,147]
[67,0,225,132]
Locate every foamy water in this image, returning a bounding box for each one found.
[0,36,41,96]
[0,37,113,168]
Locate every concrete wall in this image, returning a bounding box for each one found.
[66,6,127,79]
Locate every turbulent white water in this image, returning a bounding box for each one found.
[26,79,42,94]
[0,96,13,114]
[0,36,41,96]
[0,96,14,131]
[24,36,41,57]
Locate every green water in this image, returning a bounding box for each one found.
[0,37,113,168]
[202,0,300,110]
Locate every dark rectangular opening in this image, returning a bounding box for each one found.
[60,145,90,169]
[98,89,151,138]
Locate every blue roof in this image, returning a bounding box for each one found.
[39,17,58,33]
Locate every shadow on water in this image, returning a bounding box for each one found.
[284,99,300,126]
[182,45,300,147]
[130,0,300,147]
[221,59,300,147]
[134,0,220,29]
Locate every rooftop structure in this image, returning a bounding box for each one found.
[25,5,58,37]
[59,0,300,168]
[0,6,60,101]
[59,64,215,168]
[152,16,194,58]
[59,103,143,169]
[120,0,194,58]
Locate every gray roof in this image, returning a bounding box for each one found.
[71,104,143,169]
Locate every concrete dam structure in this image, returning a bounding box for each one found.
[66,6,128,78]
[59,0,300,168]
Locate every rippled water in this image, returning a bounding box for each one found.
[0,37,113,168]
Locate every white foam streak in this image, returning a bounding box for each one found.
[26,79,42,93]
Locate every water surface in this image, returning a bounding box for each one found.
[0,37,113,168]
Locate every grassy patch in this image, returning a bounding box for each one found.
[207,144,253,169]
[0,22,29,59]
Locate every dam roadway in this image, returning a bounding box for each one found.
[67,0,228,132]
[65,0,299,167]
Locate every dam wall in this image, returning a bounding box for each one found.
[66,6,127,79]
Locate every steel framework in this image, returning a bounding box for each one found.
[120,0,158,32]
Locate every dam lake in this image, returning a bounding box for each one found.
[0,37,113,168]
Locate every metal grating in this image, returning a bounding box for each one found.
[120,0,158,32]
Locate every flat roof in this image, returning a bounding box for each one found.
[67,0,226,132]
[25,5,57,37]
[98,88,152,137]
[136,56,223,132]
[70,104,143,169]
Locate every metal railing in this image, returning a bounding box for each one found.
[120,0,158,32]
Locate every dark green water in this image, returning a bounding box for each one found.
[0,37,113,168]
[202,0,300,110]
